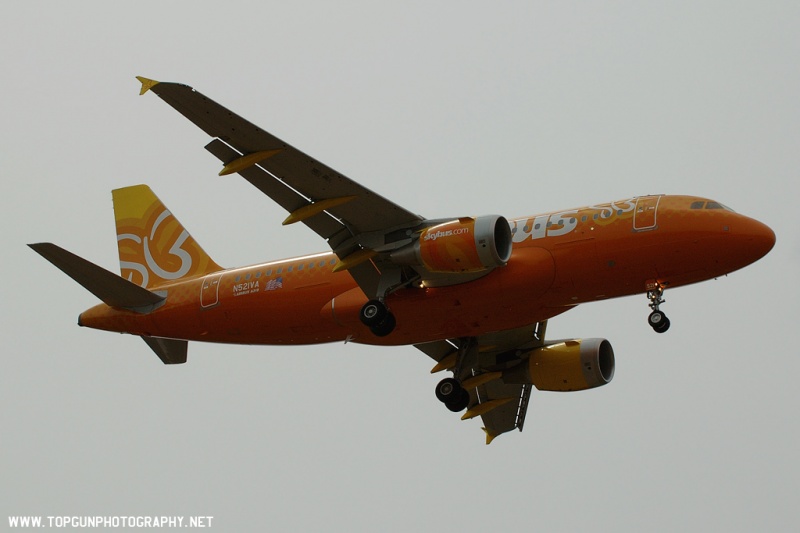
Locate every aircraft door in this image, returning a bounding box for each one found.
[200,273,223,308]
[633,196,660,231]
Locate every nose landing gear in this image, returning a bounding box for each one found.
[646,282,670,333]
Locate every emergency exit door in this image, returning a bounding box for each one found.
[200,274,223,308]
[633,196,660,231]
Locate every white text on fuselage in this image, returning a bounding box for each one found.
[232,280,260,296]
[511,199,636,243]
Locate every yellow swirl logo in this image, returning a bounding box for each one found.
[117,208,201,288]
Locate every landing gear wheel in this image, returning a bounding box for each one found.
[648,310,670,333]
[445,388,470,412]
[436,379,470,412]
[369,312,396,337]
[435,377,462,404]
[648,310,666,328]
[359,299,388,327]
[653,317,671,333]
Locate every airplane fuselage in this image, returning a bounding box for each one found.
[78,194,775,346]
[30,77,777,442]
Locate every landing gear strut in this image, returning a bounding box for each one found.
[359,299,396,337]
[646,283,670,333]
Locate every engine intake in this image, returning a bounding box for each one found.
[392,215,512,273]
[503,338,615,392]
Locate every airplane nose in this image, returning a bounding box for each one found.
[737,216,776,263]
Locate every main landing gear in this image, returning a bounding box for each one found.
[359,299,396,337]
[646,283,670,333]
[432,338,476,413]
[435,377,470,412]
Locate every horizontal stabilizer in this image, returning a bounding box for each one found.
[141,336,187,364]
[29,243,165,312]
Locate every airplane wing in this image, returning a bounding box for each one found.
[416,321,547,444]
[137,77,425,296]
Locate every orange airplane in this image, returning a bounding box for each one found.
[30,77,775,443]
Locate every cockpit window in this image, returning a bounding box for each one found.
[706,202,736,212]
[690,200,736,212]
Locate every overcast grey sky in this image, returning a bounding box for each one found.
[2,1,798,531]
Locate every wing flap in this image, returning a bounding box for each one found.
[415,339,458,366]
[474,380,530,444]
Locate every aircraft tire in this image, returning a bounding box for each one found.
[370,312,396,337]
[445,388,470,412]
[360,299,388,327]
[647,310,667,328]
[653,317,671,333]
[435,377,462,404]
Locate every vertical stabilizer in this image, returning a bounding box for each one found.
[113,185,222,288]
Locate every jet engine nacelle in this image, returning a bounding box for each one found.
[392,215,512,273]
[503,338,615,392]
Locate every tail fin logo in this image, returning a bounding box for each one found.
[117,209,194,287]
[114,185,221,288]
